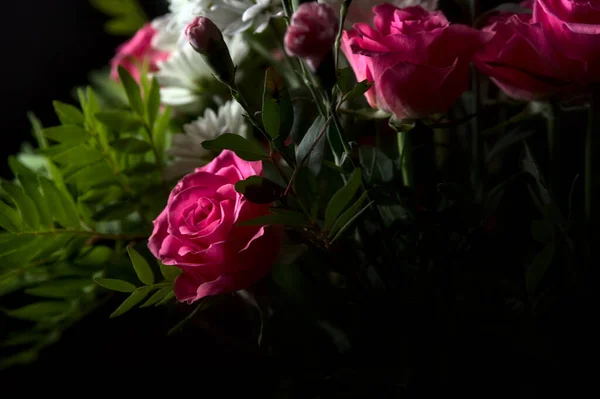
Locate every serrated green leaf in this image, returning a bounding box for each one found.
[95,110,145,132]
[42,125,88,144]
[140,287,172,308]
[5,301,70,321]
[94,278,137,293]
[324,168,362,231]
[38,176,80,228]
[127,247,154,285]
[159,261,181,282]
[202,134,269,161]
[146,77,160,128]
[110,287,151,318]
[1,181,40,230]
[0,201,21,232]
[296,116,327,176]
[53,101,84,125]
[118,65,144,115]
[237,208,310,227]
[110,137,152,153]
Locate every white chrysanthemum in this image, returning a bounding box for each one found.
[166,0,283,37]
[155,34,249,112]
[165,100,249,180]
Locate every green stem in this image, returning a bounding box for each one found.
[334,1,352,69]
[398,131,413,188]
[585,93,599,223]
[547,102,560,199]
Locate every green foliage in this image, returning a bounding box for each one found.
[94,248,177,318]
[324,168,363,231]
[235,176,283,204]
[202,134,269,161]
[262,68,294,140]
[89,0,147,36]
[238,208,311,227]
[296,116,327,176]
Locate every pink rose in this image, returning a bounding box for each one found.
[342,4,491,120]
[474,13,574,101]
[533,0,600,84]
[148,150,283,304]
[110,23,170,82]
[285,2,339,71]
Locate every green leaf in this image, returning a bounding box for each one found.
[127,247,155,286]
[95,110,145,132]
[329,191,369,238]
[337,67,356,94]
[5,301,70,321]
[342,80,372,104]
[324,168,362,231]
[159,261,181,282]
[296,116,327,176]
[25,279,93,298]
[110,287,151,318]
[118,65,144,115]
[17,174,52,226]
[262,68,292,140]
[38,176,80,228]
[105,15,146,36]
[146,77,161,128]
[64,161,116,190]
[153,106,171,157]
[1,181,40,230]
[27,112,48,149]
[330,200,374,243]
[359,146,394,183]
[155,289,175,306]
[94,278,137,293]
[42,125,88,144]
[8,156,37,179]
[237,208,310,227]
[109,137,152,153]
[53,101,84,125]
[90,0,138,16]
[526,242,555,294]
[202,134,269,161]
[235,176,283,204]
[0,201,21,232]
[124,162,156,175]
[49,145,105,167]
[140,287,172,308]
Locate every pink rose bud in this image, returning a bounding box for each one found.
[185,17,235,85]
[284,2,339,72]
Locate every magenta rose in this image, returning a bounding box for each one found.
[341,4,491,119]
[148,150,283,304]
[473,13,574,101]
[533,0,600,84]
[110,23,170,82]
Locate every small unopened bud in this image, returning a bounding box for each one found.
[284,3,339,72]
[186,17,235,85]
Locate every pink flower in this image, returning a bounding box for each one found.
[342,4,491,120]
[285,2,339,71]
[110,23,169,82]
[473,13,574,101]
[533,0,600,84]
[148,150,284,304]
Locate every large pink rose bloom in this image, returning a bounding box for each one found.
[342,4,491,120]
[534,0,600,84]
[148,150,284,304]
[110,23,169,82]
[474,13,574,101]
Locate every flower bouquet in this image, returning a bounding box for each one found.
[1,0,597,393]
